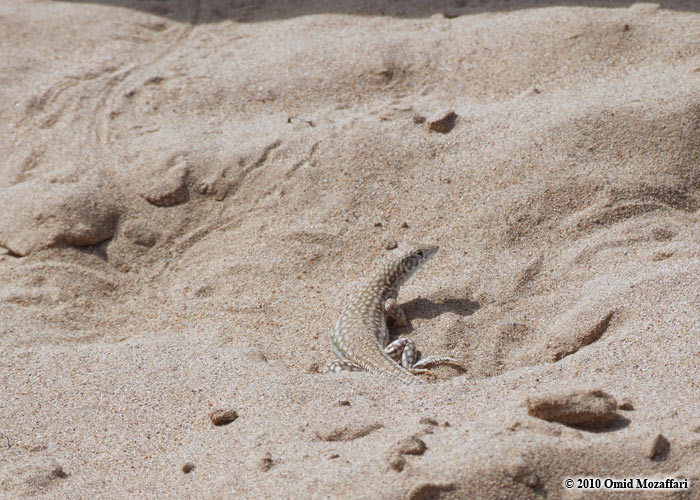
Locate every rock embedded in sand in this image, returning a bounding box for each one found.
[387,454,407,472]
[314,422,383,442]
[386,435,427,472]
[140,165,189,207]
[51,465,68,479]
[407,483,456,500]
[181,462,195,474]
[0,178,120,256]
[651,250,674,261]
[427,111,458,133]
[618,398,634,411]
[645,433,670,461]
[259,452,275,472]
[393,435,427,456]
[526,389,618,429]
[550,309,615,361]
[305,362,321,374]
[122,219,160,247]
[209,409,238,426]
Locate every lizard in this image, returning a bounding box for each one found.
[327,243,467,383]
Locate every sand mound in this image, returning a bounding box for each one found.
[0,175,120,256]
[1,1,698,498]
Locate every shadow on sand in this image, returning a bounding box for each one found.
[60,0,699,24]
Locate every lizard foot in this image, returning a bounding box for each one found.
[384,338,418,368]
[386,338,467,374]
[413,355,468,372]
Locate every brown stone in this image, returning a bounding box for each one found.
[526,389,618,429]
[209,409,238,426]
[428,111,458,133]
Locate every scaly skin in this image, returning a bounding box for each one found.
[328,244,466,384]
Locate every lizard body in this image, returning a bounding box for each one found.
[328,244,466,383]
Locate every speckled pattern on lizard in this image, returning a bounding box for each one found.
[328,243,467,383]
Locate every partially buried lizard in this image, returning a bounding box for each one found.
[328,243,467,383]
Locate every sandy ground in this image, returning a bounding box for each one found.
[1,1,699,498]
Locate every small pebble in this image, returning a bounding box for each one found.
[385,239,398,250]
[51,465,68,479]
[645,433,670,461]
[651,251,673,261]
[386,434,427,472]
[387,454,406,472]
[181,462,195,474]
[259,452,275,472]
[428,111,458,133]
[618,398,634,411]
[209,409,238,426]
[145,76,165,85]
[507,421,522,432]
[394,436,427,456]
[305,362,321,374]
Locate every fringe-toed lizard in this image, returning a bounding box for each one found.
[328,243,467,383]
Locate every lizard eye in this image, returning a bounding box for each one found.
[416,250,424,257]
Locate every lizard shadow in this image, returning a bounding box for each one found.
[393,297,480,332]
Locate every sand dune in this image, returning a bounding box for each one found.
[1,1,699,498]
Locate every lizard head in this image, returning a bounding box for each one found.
[394,243,439,284]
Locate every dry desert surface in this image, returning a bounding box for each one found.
[1,0,699,498]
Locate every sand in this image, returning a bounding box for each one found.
[1,1,699,498]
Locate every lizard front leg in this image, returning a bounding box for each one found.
[385,298,407,327]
